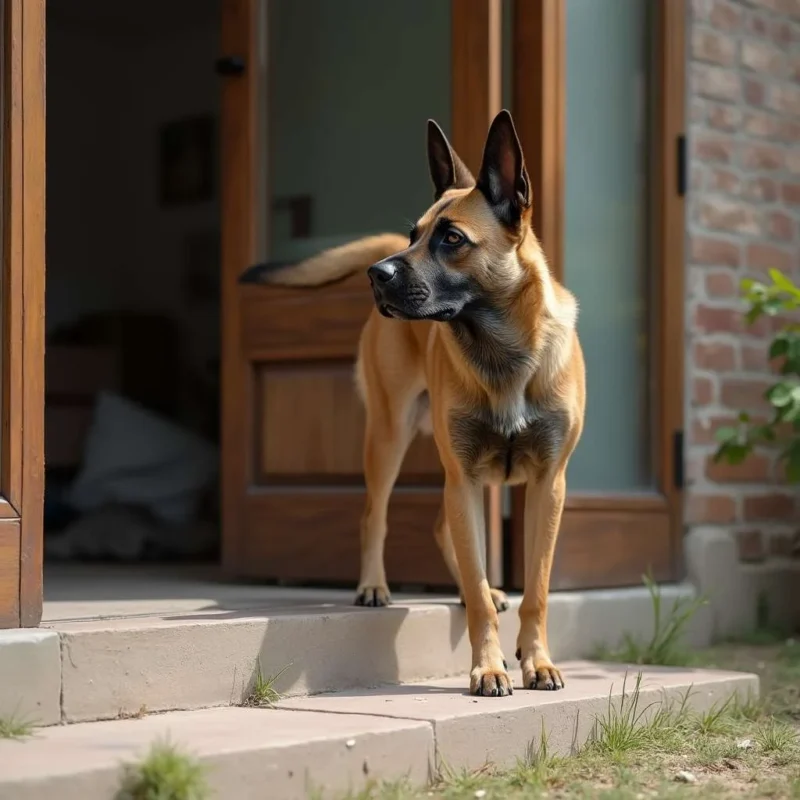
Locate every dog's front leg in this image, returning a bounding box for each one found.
[516,468,566,690]
[444,476,512,697]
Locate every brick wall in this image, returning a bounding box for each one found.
[687,0,800,565]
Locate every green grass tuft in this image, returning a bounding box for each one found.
[243,661,292,708]
[0,712,34,740]
[593,572,708,667]
[755,719,799,754]
[116,738,209,800]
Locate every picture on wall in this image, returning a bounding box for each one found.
[159,115,215,206]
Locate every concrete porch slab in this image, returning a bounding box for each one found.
[47,581,711,724]
[0,663,757,800]
[0,706,434,800]
[0,630,61,727]
[280,661,758,772]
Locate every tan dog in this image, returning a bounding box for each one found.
[243,110,585,697]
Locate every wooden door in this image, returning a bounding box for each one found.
[0,0,46,627]
[220,0,502,587]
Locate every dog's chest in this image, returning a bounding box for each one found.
[449,400,568,484]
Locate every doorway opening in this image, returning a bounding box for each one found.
[44,0,223,574]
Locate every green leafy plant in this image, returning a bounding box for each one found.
[714,269,800,481]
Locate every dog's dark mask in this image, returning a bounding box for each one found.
[367,246,477,322]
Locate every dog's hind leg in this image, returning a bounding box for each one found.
[434,503,510,613]
[354,413,415,607]
[354,322,422,608]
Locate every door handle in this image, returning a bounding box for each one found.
[215,56,245,76]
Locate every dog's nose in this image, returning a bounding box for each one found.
[368,261,397,285]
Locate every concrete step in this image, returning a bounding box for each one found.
[0,662,757,800]
[5,583,713,727]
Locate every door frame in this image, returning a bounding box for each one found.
[508,0,686,590]
[1,0,46,627]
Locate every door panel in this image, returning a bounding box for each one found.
[221,0,501,588]
[0,0,45,628]
[0,521,20,627]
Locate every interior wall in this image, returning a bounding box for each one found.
[46,6,221,376]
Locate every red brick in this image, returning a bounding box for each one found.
[694,341,738,371]
[744,76,766,106]
[772,20,799,47]
[693,64,741,102]
[790,53,800,82]
[782,182,800,205]
[780,118,800,142]
[694,135,736,164]
[743,110,782,139]
[741,342,771,371]
[747,0,800,14]
[707,103,743,131]
[694,304,741,335]
[693,375,716,406]
[787,150,800,175]
[740,143,784,170]
[692,166,706,192]
[705,269,739,298]
[698,200,760,236]
[687,494,738,524]
[746,242,794,272]
[693,0,742,30]
[721,377,772,409]
[766,211,796,241]
[768,84,800,116]
[741,39,786,76]
[691,414,738,445]
[708,168,741,195]
[707,453,771,482]
[693,28,738,66]
[736,529,766,562]
[770,313,798,335]
[691,236,741,267]
[768,532,797,557]
[744,177,779,202]
[694,303,765,337]
[746,10,770,38]
[744,492,796,521]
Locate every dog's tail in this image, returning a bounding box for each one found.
[239,233,408,288]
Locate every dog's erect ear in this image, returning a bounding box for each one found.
[476,110,531,226]
[427,120,475,200]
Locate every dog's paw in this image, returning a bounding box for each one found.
[516,649,564,691]
[459,588,510,614]
[354,585,391,607]
[469,663,513,697]
[490,588,510,613]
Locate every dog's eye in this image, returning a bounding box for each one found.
[444,229,465,246]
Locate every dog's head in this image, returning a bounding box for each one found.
[368,109,533,322]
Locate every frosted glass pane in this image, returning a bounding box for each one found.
[564,0,653,491]
[267,0,451,258]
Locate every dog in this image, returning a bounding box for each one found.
[241,110,585,697]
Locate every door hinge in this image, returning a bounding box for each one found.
[673,430,685,490]
[676,134,687,197]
